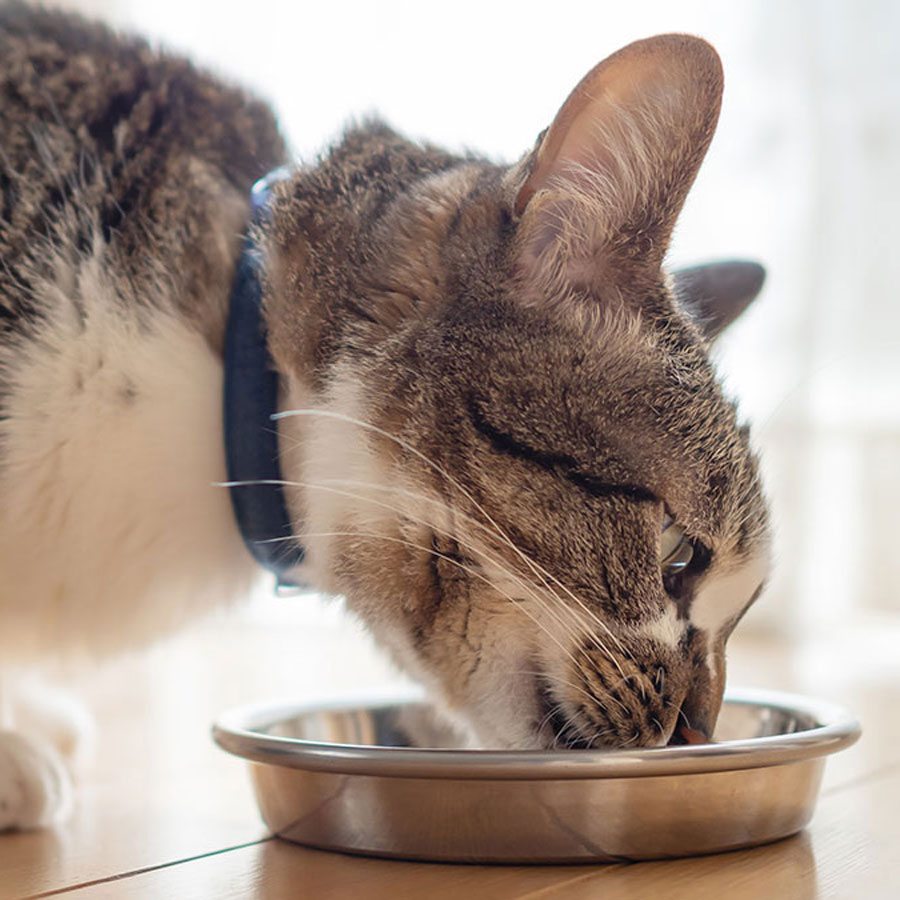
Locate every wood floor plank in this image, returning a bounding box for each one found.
[0,767,265,900]
[41,840,602,900]
[41,769,900,900]
[0,605,398,900]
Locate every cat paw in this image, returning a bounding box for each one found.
[9,677,95,768]
[0,730,73,830]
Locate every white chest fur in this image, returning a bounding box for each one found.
[0,252,256,660]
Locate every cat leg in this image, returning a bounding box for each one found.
[0,675,91,830]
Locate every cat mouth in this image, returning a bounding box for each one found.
[666,700,713,746]
[534,675,598,750]
[534,674,704,749]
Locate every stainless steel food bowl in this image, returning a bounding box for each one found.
[213,687,860,863]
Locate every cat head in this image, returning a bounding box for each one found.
[265,34,770,749]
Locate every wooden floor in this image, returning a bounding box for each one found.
[2,597,898,900]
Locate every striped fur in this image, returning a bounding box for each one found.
[0,6,768,828]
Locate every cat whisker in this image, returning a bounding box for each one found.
[558,709,592,750]
[512,668,610,713]
[226,472,603,659]
[274,408,632,669]
[575,660,631,716]
[337,494,590,653]
[660,695,692,733]
[261,526,584,671]
[535,696,582,748]
[282,424,631,670]
[599,669,650,707]
[537,699,565,734]
[507,666,631,736]
[309,473,619,658]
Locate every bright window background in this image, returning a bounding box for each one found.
[65,0,900,643]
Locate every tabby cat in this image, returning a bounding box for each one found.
[0,2,769,830]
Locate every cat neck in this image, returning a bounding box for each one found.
[222,170,306,587]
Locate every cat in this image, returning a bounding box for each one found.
[0,2,770,831]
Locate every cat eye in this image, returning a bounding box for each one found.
[660,515,694,576]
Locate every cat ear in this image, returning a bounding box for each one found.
[511,34,723,304]
[672,260,766,340]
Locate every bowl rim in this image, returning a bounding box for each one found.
[212,686,861,781]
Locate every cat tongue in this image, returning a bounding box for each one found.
[672,725,710,745]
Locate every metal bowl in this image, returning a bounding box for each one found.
[213,687,860,863]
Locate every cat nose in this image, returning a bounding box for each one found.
[668,641,726,745]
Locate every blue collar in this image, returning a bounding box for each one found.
[223,168,305,588]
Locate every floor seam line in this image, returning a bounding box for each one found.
[21,835,274,899]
